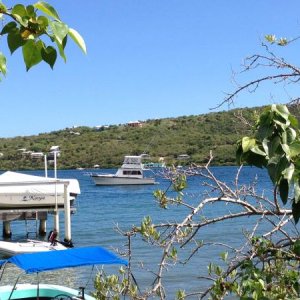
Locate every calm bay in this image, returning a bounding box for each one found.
[0,166,273,298]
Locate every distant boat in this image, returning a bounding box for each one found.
[0,246,127,300]
[91,155,156,185]
[143,162,166,168]
[0,171,80,209]
[0,239,67,257]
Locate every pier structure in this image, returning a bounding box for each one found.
[0,180,74,242]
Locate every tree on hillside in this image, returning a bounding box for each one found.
[0,1,86,77]
[92,39,300,299]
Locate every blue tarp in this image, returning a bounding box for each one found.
[2,246,127,274]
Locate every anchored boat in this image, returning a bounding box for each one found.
[0,246,127,300]
[0,239,67,257]
[91,155,156,185]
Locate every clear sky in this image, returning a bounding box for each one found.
[1,1,300,137]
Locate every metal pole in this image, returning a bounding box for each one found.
[64,183,71,242]
[44,155,48,178]
[53,151,59,232]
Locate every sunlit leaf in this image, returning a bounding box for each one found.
[34,1,60,21]
[0,52,6,76]
[265,34,276,43]
[282,163,294,181]
[273,104,290,120]
[286,127,297,143]
[294,181,300,204]
[54,36,66,62]
[241,137,256,152]
[50,21,68,45]
[250,146,266,156]
[281,143,290,157]
[68,28,87,54]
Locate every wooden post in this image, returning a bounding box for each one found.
[53,211,59,233]
[39,219,47,236]
[3,221,11,238]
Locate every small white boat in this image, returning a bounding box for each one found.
[91,155,156,185]
[0,171,80,208]
[0,246,127,300]
[0,239,67,257]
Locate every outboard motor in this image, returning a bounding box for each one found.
[78,287,85,299]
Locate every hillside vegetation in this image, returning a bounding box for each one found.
[0,107,270,170]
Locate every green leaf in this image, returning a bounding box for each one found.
[265,34,276,43]
[289,114,299,128]
[68,28,87,54]
[292,240,300,256]
[273,104,289,120]
[289,141,300,158]
[22,40,43,71]
[282,163,294,181]
[262,138,269,156]
[292,199,300,224]
[286,127,297,143]
[37,16,49,30]
[279,179,289,205]
[294,181,300,204]
[41,46,57,69]
[12,4,27,17]
[7,31,26,54]
[268,136,281,157]
[242,137,256,152]
[1,21,17,35]
[281,143,290,157]
[0,52,6,76]
[250,146,266,156]
[55,36,66,62]
[50,21,68,45]
[26,5,35,17]
[34,1,61,21]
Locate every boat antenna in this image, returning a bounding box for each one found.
[141,135,156,157]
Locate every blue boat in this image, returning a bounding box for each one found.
[0,246,127,300]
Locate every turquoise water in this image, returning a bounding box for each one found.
[0,166,274,298]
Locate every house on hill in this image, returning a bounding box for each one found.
[127,121,143,128]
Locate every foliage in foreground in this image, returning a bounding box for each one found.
[0,1,86,76]
[94,105,300,300]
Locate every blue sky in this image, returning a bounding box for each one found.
[1,1,300,137]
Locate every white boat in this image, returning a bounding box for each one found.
[0,239,67,257]
[91,155,156,185]
[0,246,127,300]
[0,171,80,209]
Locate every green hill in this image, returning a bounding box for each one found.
[0,107,265,170]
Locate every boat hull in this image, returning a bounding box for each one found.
[91,175,155,185]
[0,284,95,300]
[0,240,66,257]
[0,193,74,209]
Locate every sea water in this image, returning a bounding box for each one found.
[0,166,274,298]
